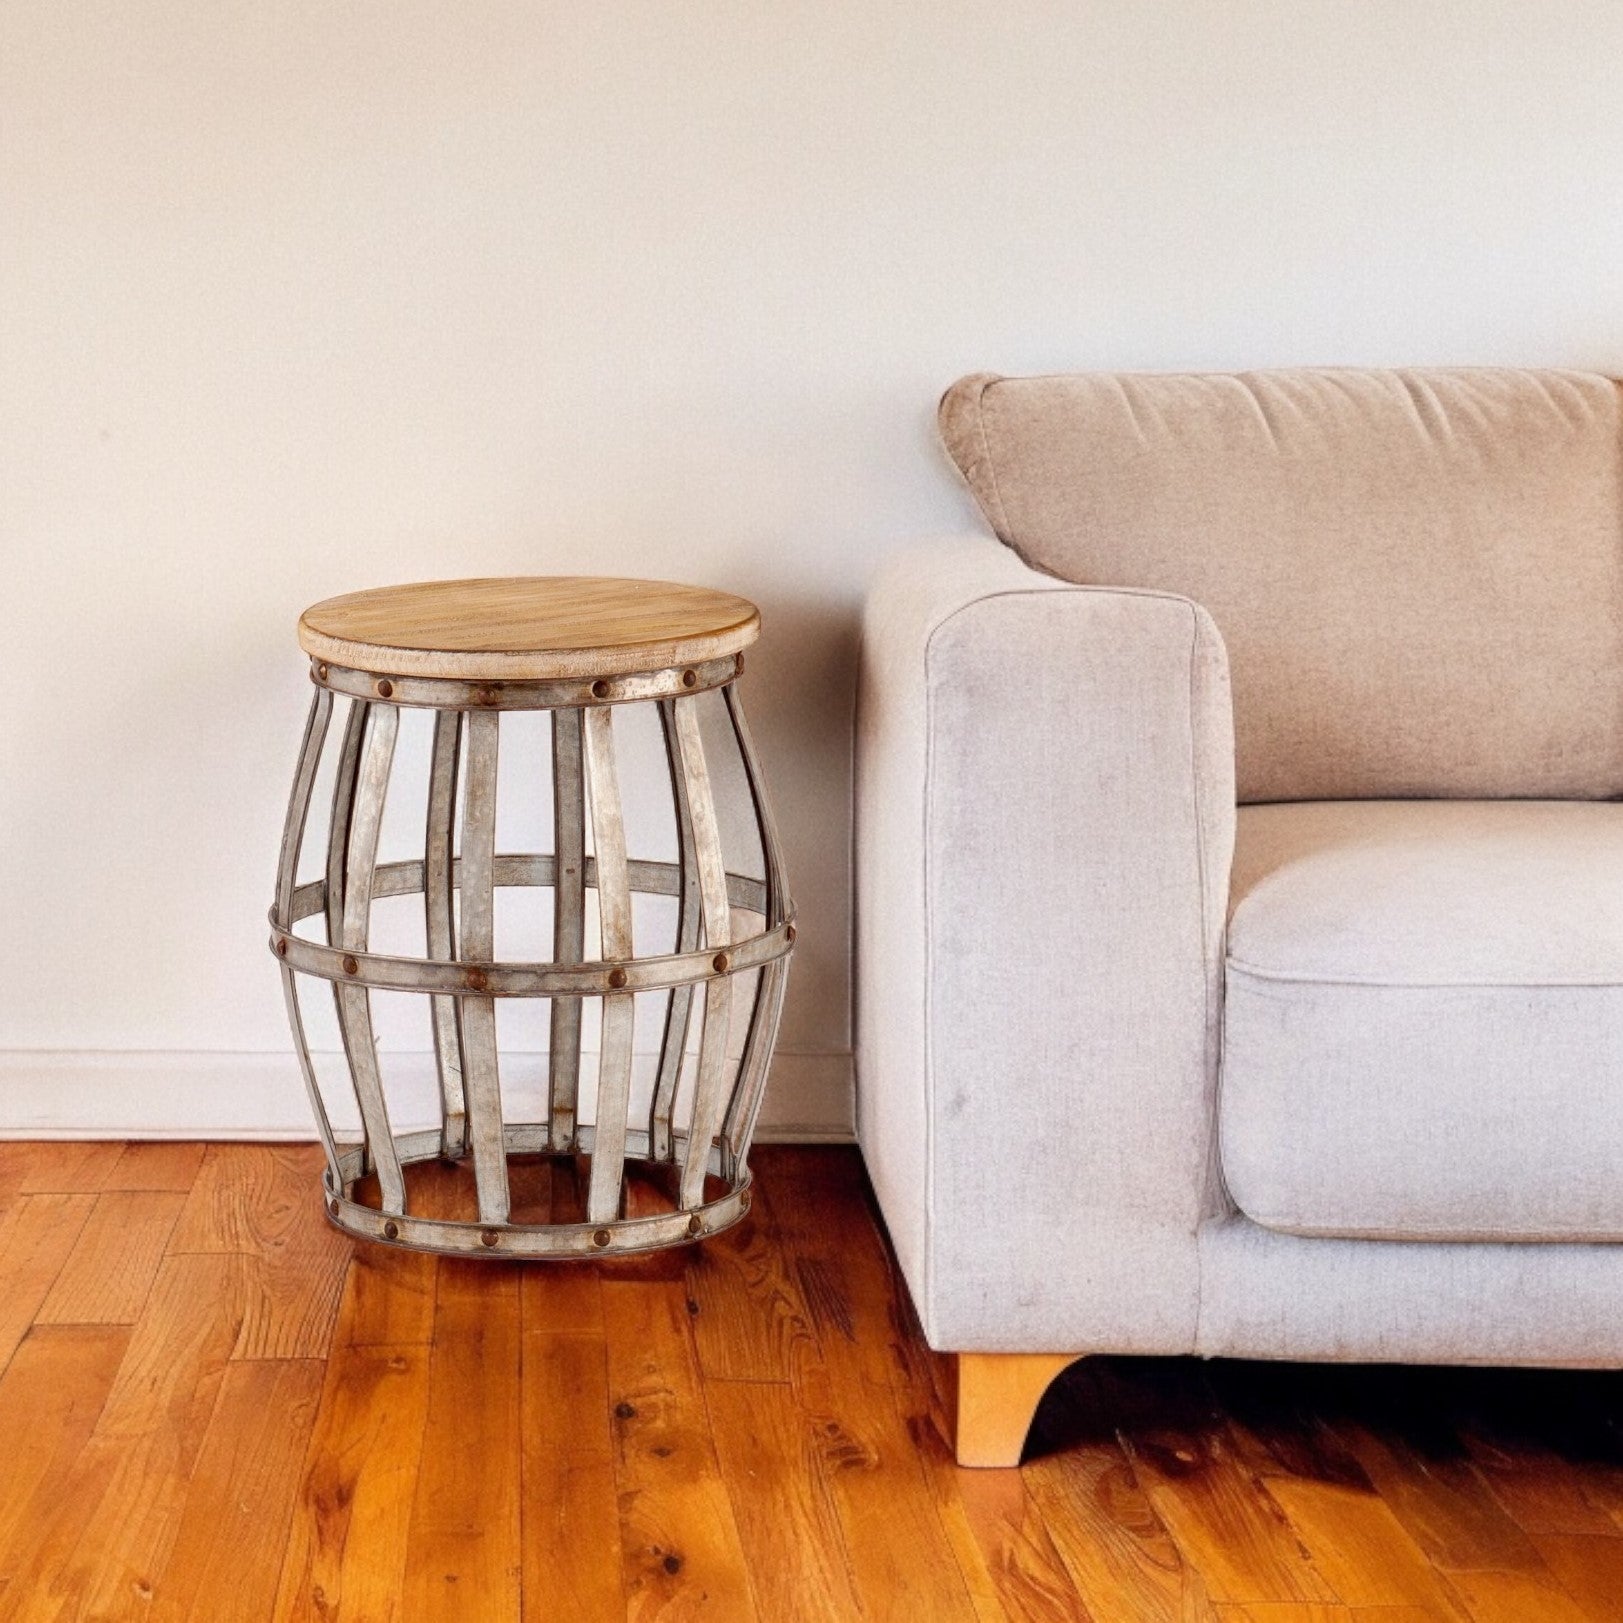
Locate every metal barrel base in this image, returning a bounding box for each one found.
[271,644,793,1262]
[324,1128,751,1259]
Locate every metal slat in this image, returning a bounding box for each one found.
[719,685,794,1168]
[334,703,406,1215]
[724,682,792,927]
[673,698,735,1210]
[425,709,466,1158]
[288,854,769,921]
[273,689,342,1187]
[549,708,586,1152]
[650,699,701,1161]
[723,957,790,1174]
[459,708,510,1223]
[583,705,635,1224]
[325,698,368,946]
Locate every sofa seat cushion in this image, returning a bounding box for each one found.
[1220,800,1623,1242]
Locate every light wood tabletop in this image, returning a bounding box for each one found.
[298,575,761,680]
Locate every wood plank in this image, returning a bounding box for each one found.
[1024,1364,1217,1623]
[333,1245,438,1349]
[684,1178,820,1384]
[1437,1563,1599,1623]
[169,1144,352,1359]
[1323,1416,1550,1582]
[5,1252,247,1616]
[928,1432,1096,1623]
[520,1322,623,1622]
[4,1145,1623,1623]
[884,1280,1090,1623]
[706,1377,863,1622]
[1259,1479,1465,1614]
[1213,1608,1436,1621]
[149,1358,324,1620]
[1097,1362,1339,1607]
[299,575,760,682]
[35,1190,185,1325]
[401,1261,522,1622]
[519,1253,604,1336]
[169,1143,328,1252]
[1205,1364,1470,1614]
[765,1147,981,1621]
[1453,1376,1623,1540]
[99,1141,207,1192]
[272,1341,432,1623]
[0,1193,96,1372]
[1524,1533,1623,1623]
[601,1278,758,1621]
[6,1141,125,1194]
[0,1326,128,1574]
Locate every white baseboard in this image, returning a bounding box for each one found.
[0,1049,855,1144]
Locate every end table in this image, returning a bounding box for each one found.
[269,576,794,1257]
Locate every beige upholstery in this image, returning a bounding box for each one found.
[857,539,1234,1351]
[939,368,1623,803]
[858,366,1623,1374]
[1222,800,1623,1243]
[858,537,1623,1363]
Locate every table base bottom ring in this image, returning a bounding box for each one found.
[322,1125,751,1258]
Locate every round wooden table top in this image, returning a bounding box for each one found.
[298,576,761,681]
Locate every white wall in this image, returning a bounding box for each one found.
[4,1,1621,1135]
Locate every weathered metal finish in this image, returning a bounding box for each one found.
[583,705,635,1224]
[322,1126,750,1256]
[725,955,791,1175]
[724,681,791,927]
[325,699,368,947]
[273,689,342,1188]
[273,617,793,1260]
[549,708,585,1152]
[673,697,736,1210]
[651,699,700,1162]
[458,707,510,1224]
[271,905,791,995]
[334,703,406,1215]
[275,688,334,932]
[314,652,739,711]
[425,710,466,1157]
[286,855,769,925]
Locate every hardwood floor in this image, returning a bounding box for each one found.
[0,1142,1622,1620]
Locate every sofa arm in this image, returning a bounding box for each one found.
[856,537,1236,1354]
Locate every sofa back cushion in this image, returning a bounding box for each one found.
[940,368,1623,802]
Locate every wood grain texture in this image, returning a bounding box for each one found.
[0,1141,1619,1622]
[8,1141,124,1194]
[601,1279,757,1620]
[0,1193,96,1372]
[0,1326,129,1585]
[401,1261,523,1623]
[34,1190,184,1325]
[99,1142,207,1192]
[169,1144,353,1360]
[956,1352,1081,1469]
[273,1341,432,1623]
[9,1251,247,1618]
[148,1359,324,1622]
[520,1318,623,1621]
[298,576,760,681]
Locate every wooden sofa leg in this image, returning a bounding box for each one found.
[954,1353,1082,1468]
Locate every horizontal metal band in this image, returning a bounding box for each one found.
[323,1126,749,1257]
[285,853,768,927]
[270,910,794,997]
[312,653,741,710]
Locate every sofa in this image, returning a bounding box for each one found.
[855,366,1623,1465]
